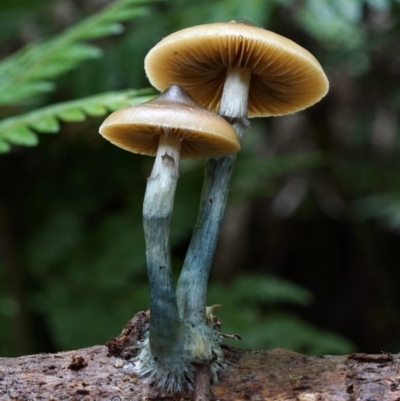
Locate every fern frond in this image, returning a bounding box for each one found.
[0,0,154,106]
[0,88,154,152]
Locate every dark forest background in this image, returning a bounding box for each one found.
[1,0,400,358]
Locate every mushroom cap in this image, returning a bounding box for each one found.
[99,85,240,158]
[145,20,329,118]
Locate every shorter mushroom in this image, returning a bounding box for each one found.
[99,85,240,392]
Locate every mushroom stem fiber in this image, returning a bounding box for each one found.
[143,134,182,355]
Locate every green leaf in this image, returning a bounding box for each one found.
[81,103,108,117]
[0,82,55,105]
[0,139,11,153]
[232,275,313,306]
[61,43,103,62]
[101,7,148,21]
[0,0,153,106]
[1,126,38,146]
[79,23,125,40]
[0,88,154,151]
[29,44,103,80]
[30,116,60,133]
[58,108,87,122]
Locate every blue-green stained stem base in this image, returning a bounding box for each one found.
[144,214,183,356]
[176,117,249,326]
[142,136,183,358]
[176,154,236,324]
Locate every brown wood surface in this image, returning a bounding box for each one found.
[1,311,399,401]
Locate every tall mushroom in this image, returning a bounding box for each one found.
[99,85,240,391]
[145,21,329,331]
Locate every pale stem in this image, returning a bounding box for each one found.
[219,66,252,127]
[176,66,252,325]
[143,133,183,357]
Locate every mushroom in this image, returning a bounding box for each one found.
[145,19,329,129]
[99,85,239,392]
[144,21,329,332]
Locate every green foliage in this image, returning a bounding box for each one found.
[0,0,154,152]
[224,275,314,306]
[0,89,153,152]
[27,207,150,349]
[0,0,152,106]
[208,275,354,354]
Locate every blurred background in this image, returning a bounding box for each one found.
[1,0,400,358]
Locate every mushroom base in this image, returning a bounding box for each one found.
[133,322,225,393]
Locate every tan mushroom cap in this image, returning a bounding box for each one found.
[99,85,240,158]
[145,20,329,118]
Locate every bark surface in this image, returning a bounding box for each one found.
[1,311,399,401]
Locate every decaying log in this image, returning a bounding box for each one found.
[1,310,400,401]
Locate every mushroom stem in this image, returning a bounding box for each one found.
[176,67,251,325]
[143,133,183,356]
[219,66,251,126]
